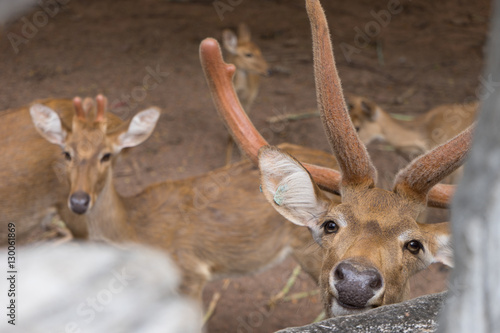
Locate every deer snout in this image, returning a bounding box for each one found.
[69,191,91,215]
[332,261,383,309]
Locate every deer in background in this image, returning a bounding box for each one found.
[347,94,477,183]
[222,23,270,164]
[0,99,125,245]
[199,0,471,318]
[30,94,342,300]
[222,23,270,113]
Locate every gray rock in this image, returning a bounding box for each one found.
[277,292,447,333]
[2,242,202,333]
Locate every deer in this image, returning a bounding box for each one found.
[347,94,477,183]
[0,98,125,245]
[222,23,270,164]
[198,0,471,318]
[29,94,344,300]
[222,23,270,113]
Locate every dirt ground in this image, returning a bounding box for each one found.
[0,0,490,331]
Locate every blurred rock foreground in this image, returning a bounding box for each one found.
[0,243,202,333]
[277,292,447,333]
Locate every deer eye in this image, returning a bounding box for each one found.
[405,240,423,255]
[63,151,71,161]
[101,153,112,163]
[323,220,339,234]
[245,53,253,58]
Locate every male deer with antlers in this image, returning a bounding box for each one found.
[199,0,472,317]
[30,94,341,299]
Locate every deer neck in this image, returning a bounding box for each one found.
[84,170,137,243]
[233,68,260,109]
[377,110,427,155]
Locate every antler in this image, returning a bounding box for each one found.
[199,38,455,208]
[394,126,473,203]
[95,94,107,123]
[73,97,86,120]
[200,37,342,194]
[306,0,376,190]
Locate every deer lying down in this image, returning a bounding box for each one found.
[30,95,340,299]
[0,99,124,245]
[347,94,477,183]
[199,0,472,318]
[347,94,477,156]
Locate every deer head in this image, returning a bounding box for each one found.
[30,95,160,215]
[199,0,472,318]
[345,94,385,145]
[222,23,270,77]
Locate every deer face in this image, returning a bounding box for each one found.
[201,0,470,318]
[222,23,270,77]
[60,121,112,214]
[258,147,452,316]
[30,95,159,215]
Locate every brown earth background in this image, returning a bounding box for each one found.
[0,0,490,331]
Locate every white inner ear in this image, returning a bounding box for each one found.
[259,148,327,228]
[433,234,453,267]
[29,104,66,146]
[222,30,238,54]
[116,108,160,151]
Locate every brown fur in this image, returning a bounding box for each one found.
[32,96,342,301]
[0,99,123,244]
[255,0,471,317]
[222,23,269,112]
[347,94,477,183]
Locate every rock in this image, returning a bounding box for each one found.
[2,242,202,333]
[276,292,447,333]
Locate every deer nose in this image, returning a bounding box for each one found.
[69,191,90,215]
[333,261,383,308]
[265,68,273,77]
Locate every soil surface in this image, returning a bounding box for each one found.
[0,0,490,332]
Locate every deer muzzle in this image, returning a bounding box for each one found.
[69,191,91,215]
[331,260,384,310]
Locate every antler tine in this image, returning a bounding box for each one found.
[72,96,86,120]
[199,37,455,208]
[428,184,455,209]
[199,37,342,194]
[394,125,474,203]
[306,0,376,189]
[95,94,107,123]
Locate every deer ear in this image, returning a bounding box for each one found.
[115,108,160,151]
[222,29,238,54]
[30,104,67,146]
[258,146,330,228]
[237,23,251,43]
[360,99,378,121]
[419,222,453,267]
